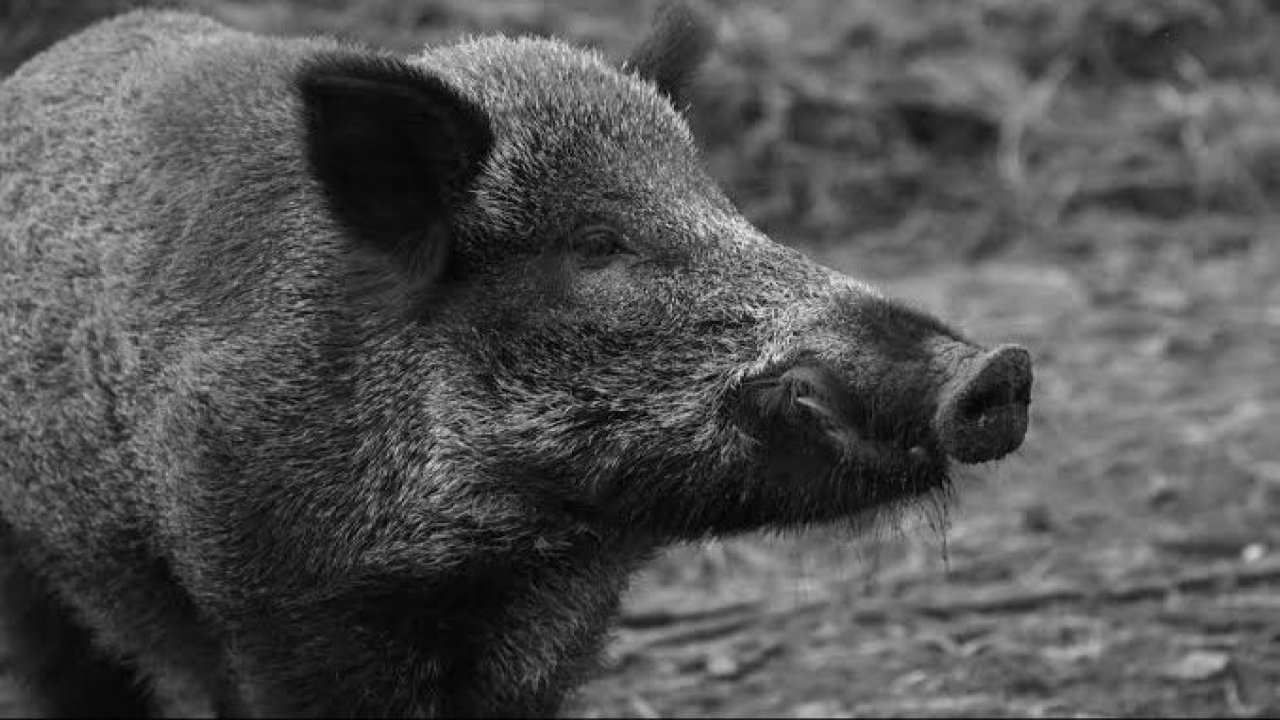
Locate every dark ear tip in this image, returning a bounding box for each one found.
[295,54,399,98]
[659,0,718,41]
[663,0,718,62]
[624,0,718,105]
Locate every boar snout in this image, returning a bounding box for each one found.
[934,344,1033,464]
[737,336,1032,474]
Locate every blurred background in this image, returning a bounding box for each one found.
[3,0,1279,716]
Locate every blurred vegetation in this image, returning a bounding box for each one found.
[6,0,1280,263]
[3,0,1279,716]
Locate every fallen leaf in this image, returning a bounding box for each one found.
[1162,651,1231,681]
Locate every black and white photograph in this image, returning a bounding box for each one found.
[1,0,1277,716]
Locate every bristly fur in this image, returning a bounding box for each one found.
[0,3,1021,717]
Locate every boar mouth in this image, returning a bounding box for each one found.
[737,364,952,506]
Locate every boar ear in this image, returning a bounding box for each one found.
[623,0,716,108]
[298,54,492,282]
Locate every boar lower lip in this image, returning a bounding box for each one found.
[847,439,938,468]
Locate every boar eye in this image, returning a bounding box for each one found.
[571,223,632,265]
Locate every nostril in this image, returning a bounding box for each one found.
[961,345,1032,415]
[935,344,1033,464]
[958,382,1014,420]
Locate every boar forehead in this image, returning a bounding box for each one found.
[415,38,727,249]
[416,36,694,150]
[414,36,885,315]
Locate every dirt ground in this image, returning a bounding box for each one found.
[2,0,1279,717]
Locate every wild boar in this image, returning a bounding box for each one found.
[0,2,1032,716]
